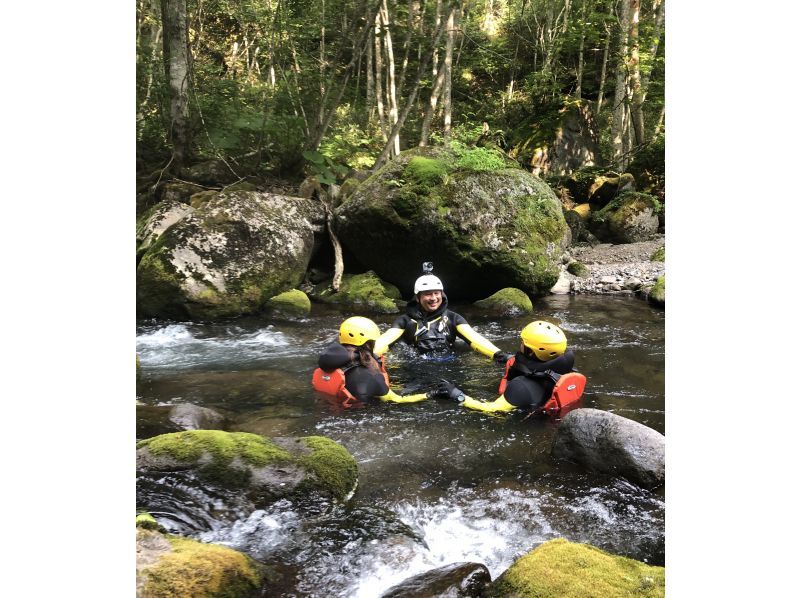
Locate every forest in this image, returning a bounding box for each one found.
[136,0,665,187]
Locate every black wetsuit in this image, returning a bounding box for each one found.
[390,294,469,353]
[503,350,576,410]
[317,343,389,401]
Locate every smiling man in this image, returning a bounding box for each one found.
[374,264,512,363]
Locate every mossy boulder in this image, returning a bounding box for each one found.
[551,408,665,489]
[189,189,219,209]
[567,261,589,277]
[548,169,636,207]
[490,538,664,597]
[589,191,662,244]
[311,270,402,313]
[136,431,358,524]
[335,146,567,299]
[136,191,325,320]
[137,527,263,597]
[264,289,311,317]
[649,275,665,307]
[473,287,533,316]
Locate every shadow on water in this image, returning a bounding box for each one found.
[137,295,665,596]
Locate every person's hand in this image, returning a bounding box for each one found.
[493,351,514,365]
[437,379,466,403]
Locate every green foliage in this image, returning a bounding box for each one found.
[650,246,665,262]
[303,150,348,185]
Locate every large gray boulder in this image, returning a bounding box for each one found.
[335,146,568,298]
[137,191,325,320]
[381,562,491,598]
[551,408,665,489]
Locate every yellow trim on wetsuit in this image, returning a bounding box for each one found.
[378,389,429,403]
[455,324,501,358]
[374,327,404,357]
[461,394,516,413]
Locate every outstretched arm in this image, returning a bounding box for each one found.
[437,379,516,413]
[378,388,430,403]
[455,323,501,359]
[374,327,404,357]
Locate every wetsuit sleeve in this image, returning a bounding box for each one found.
[454,322,501,358]
[378,389,430,403]
[461,394,516,413]
[374,327,404,357]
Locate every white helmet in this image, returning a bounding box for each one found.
[414,274,444,294]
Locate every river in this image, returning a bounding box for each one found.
[136,294,664,596]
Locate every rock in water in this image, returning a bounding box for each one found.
[551,408,665,489]
[381,562,491,598]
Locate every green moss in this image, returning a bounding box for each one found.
[474,288,533,314]
[265,289,311,316]
[137,430,292,467]
[403,156,449,185]
[650,275,665,304]
[136,512,163,531]
[453,146,510,171]
[141,535,262,597]
[297,436,359,501]
[314,271,400,313]
[650,246,665,262]
[567,261,589,277]
[491,538,665,598]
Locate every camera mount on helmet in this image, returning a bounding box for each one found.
[422,261,434,274]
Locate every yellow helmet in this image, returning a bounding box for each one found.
[520,320,567,361]
[339,316,381,346]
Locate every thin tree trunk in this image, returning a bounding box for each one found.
[419,46,448,146]
[319,0,326,126]
[611,0,631,169]
[373,7,449,171]
[576,0,586,98]
[160,0,193,168]
[595,1,613,116]
[653,104,665,138]
[442,5,457,140]
[374,12,388,140]
[137,25,162,130]
[641,0,664,102]
[381,0,400,155]
[397,0,417,98]
[628,0,646,147]
[432,0,443,77]
[366,22,375,124]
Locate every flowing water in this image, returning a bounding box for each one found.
[136,294,665,596]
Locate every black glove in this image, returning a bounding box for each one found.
[437,379,466,403]
[493,351,514,365]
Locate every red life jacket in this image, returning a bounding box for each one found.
[312,355,390,408]
[498,357,586,415]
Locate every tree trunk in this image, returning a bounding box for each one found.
[419,46,448,146]
[373,8,449,171]
[366,23,374,125]
[160,0,193,168]
[575,0,586,98]
[627,0,646,147]
[611,0,631,169]
[595,0,613,116]
[374,12,388,140]
[641,0,665,103]
[381,0,400,156]
[442,5,457,140]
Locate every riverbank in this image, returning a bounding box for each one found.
[554,236,665,297]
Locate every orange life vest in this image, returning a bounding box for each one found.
[498,357,586,415]
[311,355,390,408]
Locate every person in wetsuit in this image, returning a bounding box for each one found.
[436,321,579,413]
[373,266,512,364]
[313,316,430,405]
